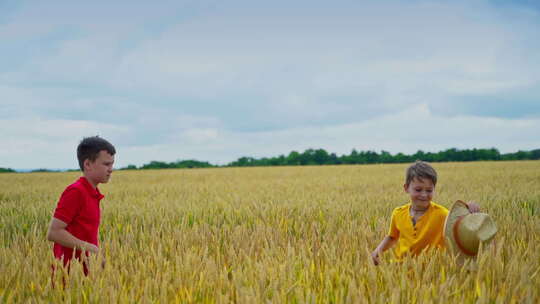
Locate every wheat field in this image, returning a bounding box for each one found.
[1,161,539,303]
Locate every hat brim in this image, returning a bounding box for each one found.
[444,200,471,254]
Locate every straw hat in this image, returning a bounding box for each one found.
[444,200,497,256]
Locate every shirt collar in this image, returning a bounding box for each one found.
[79,177,105,200]
[408,201,433,213]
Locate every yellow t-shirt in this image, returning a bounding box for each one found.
[388,201,449,259]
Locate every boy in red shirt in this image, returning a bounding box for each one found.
[47,136,115,275]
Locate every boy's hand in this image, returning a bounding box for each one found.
[371,250,381,266]
[466,201,481,213]
[84,242,100,254]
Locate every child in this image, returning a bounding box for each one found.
[371,160,480,265]
[47,136,115,275]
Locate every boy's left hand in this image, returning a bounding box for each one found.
[466,201,481,213]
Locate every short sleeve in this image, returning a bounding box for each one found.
[388,209,400,239]
[53,187,84,224]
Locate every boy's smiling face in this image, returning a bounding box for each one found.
[404,177,435,209]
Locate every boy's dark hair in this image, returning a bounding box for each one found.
[405,160,437,186]
[77,136,116,171]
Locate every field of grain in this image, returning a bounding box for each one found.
[1,161,539,303]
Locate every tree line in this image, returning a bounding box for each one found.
[2,147,539,173]
[225,147,540,167]
[119,147,540,169]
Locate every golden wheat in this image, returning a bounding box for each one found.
[1,161,539,303]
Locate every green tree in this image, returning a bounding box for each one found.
[286,151,301,165]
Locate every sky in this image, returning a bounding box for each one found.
[1,0,539,170]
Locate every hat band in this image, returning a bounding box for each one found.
[453,215,476,256]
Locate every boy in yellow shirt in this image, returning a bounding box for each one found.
[371,161,480,265]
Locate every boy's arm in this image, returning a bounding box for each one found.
[47,218,99,254]
[371,236,397,265]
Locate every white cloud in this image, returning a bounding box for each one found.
[180,128,219,144]
[1,0,539,169]
[221,104,540,157]
[106,105,540,168]
[0,118,129,169]
[3,105,537,169]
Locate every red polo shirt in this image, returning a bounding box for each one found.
[53,177,103,265]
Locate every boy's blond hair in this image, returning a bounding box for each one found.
[405,160,437,186]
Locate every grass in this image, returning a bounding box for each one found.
[1,161,539,303]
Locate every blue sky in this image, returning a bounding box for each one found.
[1,0,539,169]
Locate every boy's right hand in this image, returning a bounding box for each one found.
[84,242,99,254]
[371,250,381,265]
[466,201,481,213]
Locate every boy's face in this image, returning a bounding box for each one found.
[404,177,435,208]
[84,150,115,187]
